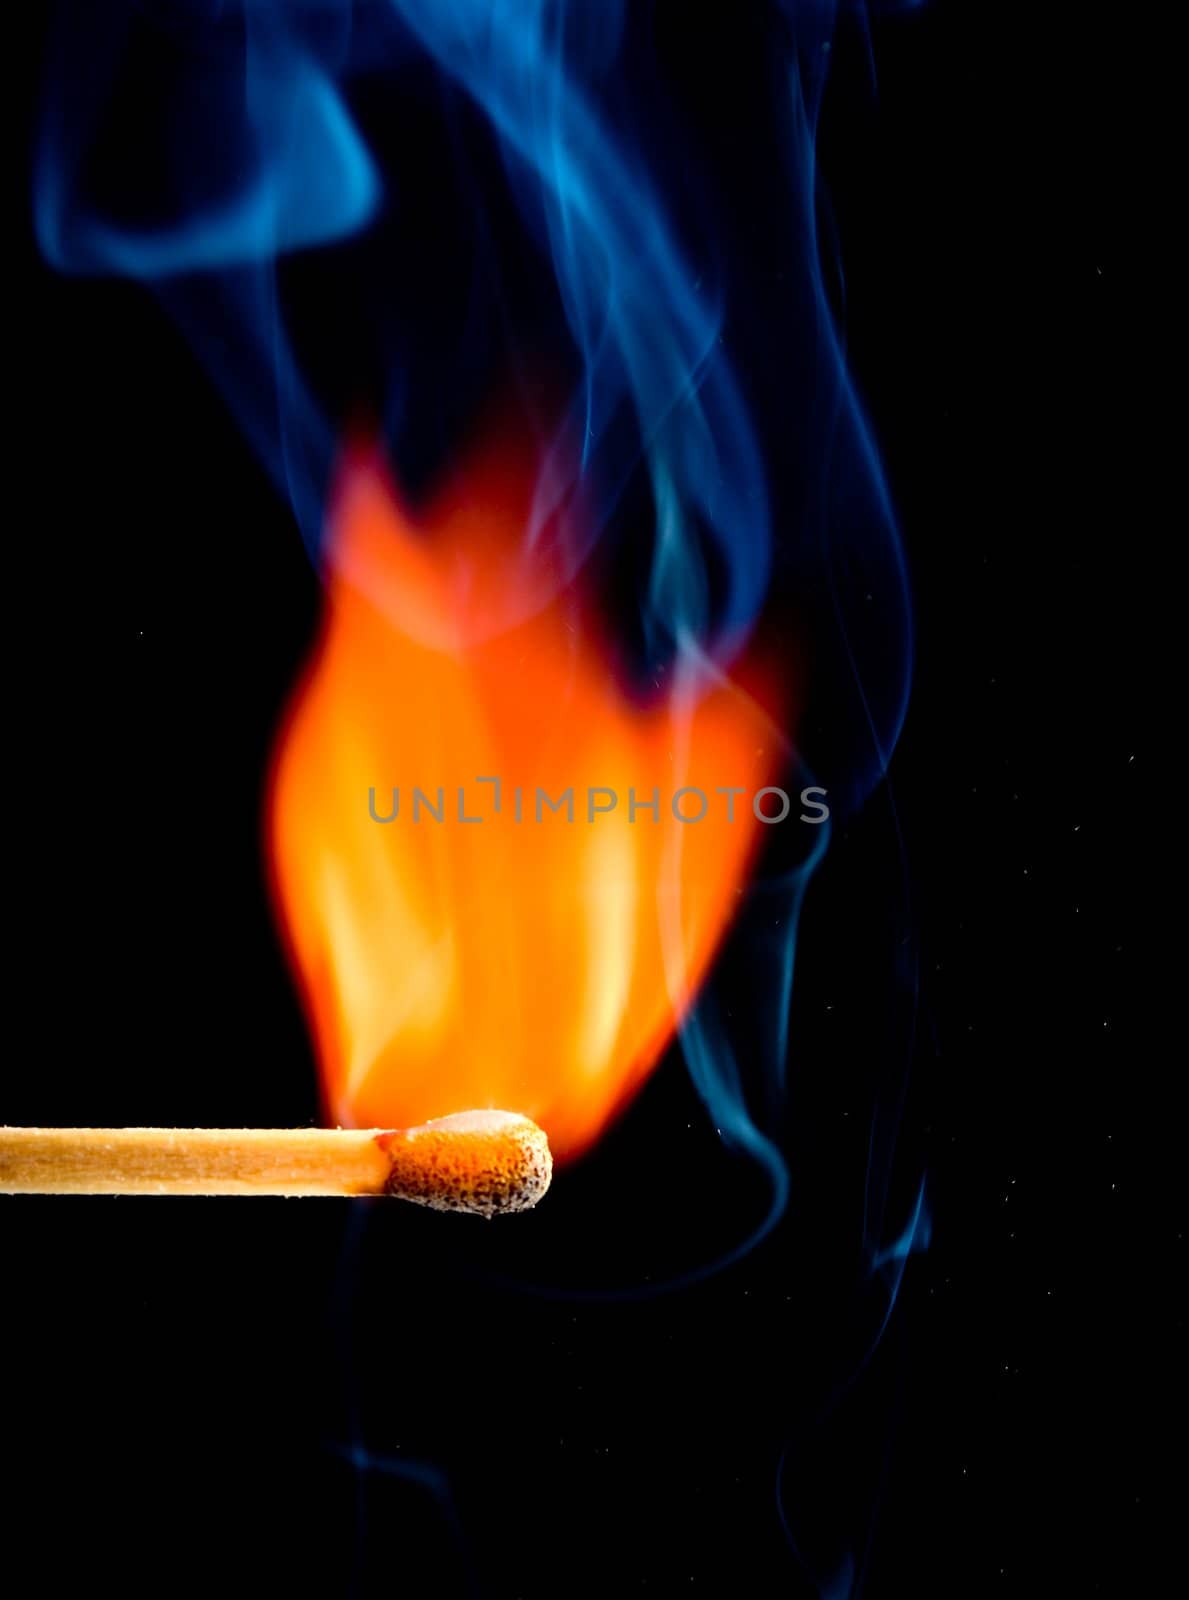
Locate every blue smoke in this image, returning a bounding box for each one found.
[35,2,927,1587]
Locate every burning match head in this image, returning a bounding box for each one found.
[379,1111,552,1218]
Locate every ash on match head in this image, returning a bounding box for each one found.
[0,1113,552,1217]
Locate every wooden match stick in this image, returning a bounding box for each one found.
[0,1111,552,1217]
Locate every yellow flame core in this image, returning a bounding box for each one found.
[267,420,787,1162]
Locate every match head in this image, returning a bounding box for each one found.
[379,1110,552,1217]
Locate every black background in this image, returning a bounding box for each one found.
[6,4,1170,1596]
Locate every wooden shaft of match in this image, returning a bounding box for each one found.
[0,1115,553,1215]
[0,1126,394,1196]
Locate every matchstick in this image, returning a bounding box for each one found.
[0,1111,552,1217]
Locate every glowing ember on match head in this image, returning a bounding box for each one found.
[379,1110,552,1216]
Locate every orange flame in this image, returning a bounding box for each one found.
[267,412,789,1162]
